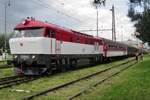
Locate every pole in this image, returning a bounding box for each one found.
[4,2,7,60]
[96,7,99,37]
[113,5,116,41]
[4,0,10,60]
[111,6,114,41]
[112,5,116,41]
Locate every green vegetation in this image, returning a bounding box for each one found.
[0,57,131,100]
[0,68,14,78]
[0,60,14,78]
[0,55,149,100]
[0,61,7,65]
[79,53,150,100]
[0,33,13,53]
[128,0,150,44]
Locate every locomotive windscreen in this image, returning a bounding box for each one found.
[13,28,44,38]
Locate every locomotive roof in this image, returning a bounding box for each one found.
[15,18,95,38]
[15,18,72,32]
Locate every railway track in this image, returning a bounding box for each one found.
[23,58,136,100]
[68,61,136,100]
[0,64,13,69]
[0,75,38,89]
[0,75,19,82]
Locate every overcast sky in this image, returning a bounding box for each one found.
[0,0,137,41]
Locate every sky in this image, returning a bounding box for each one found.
[0,0,137,41]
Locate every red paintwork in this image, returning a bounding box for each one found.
[15,18,102,45]
[15,18,127,54]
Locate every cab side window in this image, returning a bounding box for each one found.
[47,29,50,37]
[51,31,55,38]
[47,29,55,38]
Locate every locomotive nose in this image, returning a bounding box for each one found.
[9,37,51,54]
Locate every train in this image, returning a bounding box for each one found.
[9,17,140,75]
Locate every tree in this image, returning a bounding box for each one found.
[128,0,150,44]
[93,0,106,6]
[135,10,150,43]
[0,33,13,53]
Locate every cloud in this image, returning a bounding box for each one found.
[0,0,78,32]
[46,0,136,41]
[0,0,136,41]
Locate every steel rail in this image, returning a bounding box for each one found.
[0,65,13,69]
[0,76,39,89]
[0,77,27,85]
[23,58,135,100]
[0,75,19,82]
[68,61,137,100]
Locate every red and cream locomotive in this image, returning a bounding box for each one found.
[9,17,137,75]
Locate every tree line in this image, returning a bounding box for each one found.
[128,0,150,45]
[93,0,150,45]
[0,33,13,53]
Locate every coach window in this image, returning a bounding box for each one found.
[47,29,56,38]
[46,29,50,37]
[51,31,55,38]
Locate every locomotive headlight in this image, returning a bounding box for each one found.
[14,55,18,59]
[32,55,36,59]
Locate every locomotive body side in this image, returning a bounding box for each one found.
[9,18,104,75]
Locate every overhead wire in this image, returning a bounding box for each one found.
[37,0,81,22]
[78,29,112,32]
[28,0,62,23]
[33,0,81,23]
[0,0,82,32]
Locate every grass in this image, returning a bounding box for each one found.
[0,61,7,66]
[37,59,135,100]
[78,53,150,100]
[0,61,14,78]
[0,68,14,78]
[0,57,131,100]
